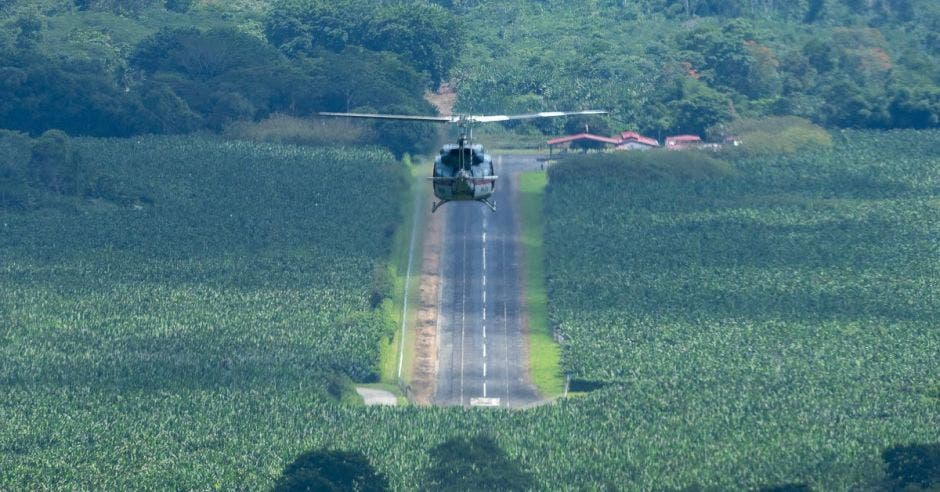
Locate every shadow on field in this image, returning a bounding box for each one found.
[881,442,940,491]
[275,449,388,492]
[1,329,372,395]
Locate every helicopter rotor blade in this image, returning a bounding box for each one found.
[317,110,608,125]
[317,112,457,123]
[465,110,608,123]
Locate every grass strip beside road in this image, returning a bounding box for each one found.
[518,170,564,397]
[378,159,431,389]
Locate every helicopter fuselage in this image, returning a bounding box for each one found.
[431,142,496,212]
[315,108,608,213]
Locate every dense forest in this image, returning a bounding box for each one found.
[1,0,939,153]
[453,0,940,137]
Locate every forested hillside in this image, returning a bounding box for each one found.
[451,0,940,136]
[0,0,447,155]
[2,0,940,150]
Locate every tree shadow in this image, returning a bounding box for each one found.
[274,449,387,492]
[881,443,940,491]
[424,435,534,491]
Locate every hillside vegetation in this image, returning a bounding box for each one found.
[2,0,940,148]
[453,0,940,137]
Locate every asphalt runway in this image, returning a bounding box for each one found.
[433,154,543,408]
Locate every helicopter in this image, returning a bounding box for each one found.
[317,110,608,212]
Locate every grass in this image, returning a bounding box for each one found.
[518,170,564,397]
[378,159,433,390]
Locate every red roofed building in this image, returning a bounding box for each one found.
[665,135,702,150]
[617,131,660,150]
[546,133,621,159]
[546,133,622,147]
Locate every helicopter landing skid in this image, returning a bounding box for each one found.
[431,198,496,213]
[431,199,449,213]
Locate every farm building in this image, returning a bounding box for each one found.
[665,135,703,150]
[617,131,660,150]
[547,133,622,148]
[547,131,661,157]
[546,133,622,155]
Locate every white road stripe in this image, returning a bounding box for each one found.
[396,182,422,380]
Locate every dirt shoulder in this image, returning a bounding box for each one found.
[409,205,443,404]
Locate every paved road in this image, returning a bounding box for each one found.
[433,154,543,408]
[356,387,397,406]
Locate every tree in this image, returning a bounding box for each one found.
[424,435,535,491]
[265,0,364,54]
[30,130,79,194]
[130,27,303,126]
[363,3,461,87]
[13,10,42,50]
[164,0,194,12]
[0,130,32,209]
[889,86,940,128]
[804,0,826,23]
[666,79,733,135]
[274,449,387,492]
[265,0,462,88]
[139,83,202,134]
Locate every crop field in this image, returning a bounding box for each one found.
[0,136,409,487]
[1,131,937,490]
[543,129,940,488]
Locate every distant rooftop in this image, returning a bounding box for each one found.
[547,133,622,146]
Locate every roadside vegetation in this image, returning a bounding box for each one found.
[518,171,564,397]
[378,160,433,388]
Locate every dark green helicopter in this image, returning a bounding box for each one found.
[317,110,607,212]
